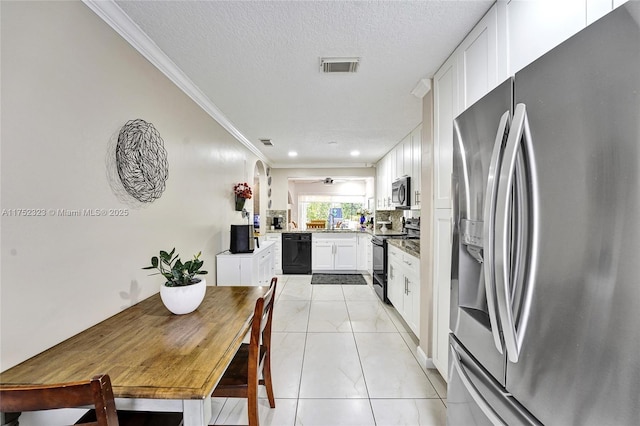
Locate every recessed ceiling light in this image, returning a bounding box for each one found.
[288,151,298,157]
[350,150,360,157]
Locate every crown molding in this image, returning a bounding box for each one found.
[82,0,270,165]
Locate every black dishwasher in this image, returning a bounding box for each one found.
[282,233,312,274]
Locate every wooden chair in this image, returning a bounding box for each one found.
[211,277,277,426]
[0,374,119,426]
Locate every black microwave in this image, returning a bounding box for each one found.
[391,176,411,208]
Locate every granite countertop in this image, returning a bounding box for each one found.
[264,228,406,237]
[387,238,420,258]
[264,229,375,235]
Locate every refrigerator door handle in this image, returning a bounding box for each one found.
[451,346,508,426]
[494,103,538,363]
[483,110,510,354]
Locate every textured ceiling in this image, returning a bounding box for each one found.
[114,0,494,168]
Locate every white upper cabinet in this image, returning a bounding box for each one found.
[376,153,391,210]
[377,123,423,210]
[508,0,587,74]
[587,0,628,24]
[457,4,499,109]
[411,125,422,209]
[587,0,614,24]
[394,138,406,180]
[432,4,501,210]
[433,57,458,210]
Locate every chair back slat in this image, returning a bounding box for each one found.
[0,374,119,426]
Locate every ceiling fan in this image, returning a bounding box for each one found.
[293,177,350,185]
[317,177,348,185]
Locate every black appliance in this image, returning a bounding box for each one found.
[371,218,420,303]
[272,217,283,229]
[230,224,255,253]
[391,176,411,209]
[282,233,312,274]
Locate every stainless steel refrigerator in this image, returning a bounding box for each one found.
[448,4,640,425]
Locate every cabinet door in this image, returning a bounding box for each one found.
[411,125,422,208]
[404,274,420,336]
[432,208,452,379]
[258,246,274,285]
[587,0,614,24]
[387,259,403,308]
[312,240,334,270]
[394,136,409,179]
[216,256,240,286]
[265,235,282,273]
[433,56,458,210]
[387,148,397,185]
[356,234,369,271]
[403,136,412,179]
[376,158,384,209]
[241,257,256,286]
[457,4,499,109]
[334,239,357,270]
[507,0,586,74]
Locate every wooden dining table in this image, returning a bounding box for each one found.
[0,285,269,426]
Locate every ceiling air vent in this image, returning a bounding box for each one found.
[259,139,273,146]
[320,57,359,73]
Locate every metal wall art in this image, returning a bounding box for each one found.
[115,119,168,203]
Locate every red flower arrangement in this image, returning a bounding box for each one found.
[233,182,252,199]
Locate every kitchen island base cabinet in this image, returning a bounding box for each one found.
[216,241,275,286]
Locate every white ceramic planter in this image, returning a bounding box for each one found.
[160,278,206,315]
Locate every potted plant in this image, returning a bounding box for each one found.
[143,248,208,315]
[233,182,252,211]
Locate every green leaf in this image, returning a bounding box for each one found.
[151,256,159,268]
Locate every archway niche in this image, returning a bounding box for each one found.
[252,160,267,234]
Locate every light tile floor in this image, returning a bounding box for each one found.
[209,274,448,426]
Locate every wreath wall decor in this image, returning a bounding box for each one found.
[115,119,169,203]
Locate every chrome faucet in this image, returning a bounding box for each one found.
[328,213,335,230]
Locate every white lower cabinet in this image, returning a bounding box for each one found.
[264,233,282,274]
[312,233,357,272]
[387,244,420,336]
[356,233,371,272]
[432,209,452,380]
[216,241,275,286]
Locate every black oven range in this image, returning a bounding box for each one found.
[371,218,420,303]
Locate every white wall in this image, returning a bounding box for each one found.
[1,1,258,371]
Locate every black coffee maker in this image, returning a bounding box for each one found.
[230,224,255,253]
[273,217,283,229]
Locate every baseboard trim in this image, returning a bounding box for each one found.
[417,346,436,369]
